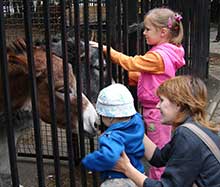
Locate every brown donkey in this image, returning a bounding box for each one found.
[0,38,98,135]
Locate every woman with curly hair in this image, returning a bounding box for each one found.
[114,75,220,187]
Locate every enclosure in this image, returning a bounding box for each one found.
[0,0,211,186]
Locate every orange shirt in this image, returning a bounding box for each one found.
[104,48,165,85]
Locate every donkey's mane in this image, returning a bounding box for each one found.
[7,38,62,66]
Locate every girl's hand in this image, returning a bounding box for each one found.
[89,41,107,51]
[113,151,131,173]
[89,41,99,48]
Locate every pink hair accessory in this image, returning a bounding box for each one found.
[174,14,182,22]
[167,17,172,28]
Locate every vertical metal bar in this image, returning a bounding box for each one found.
[117,0,123,83]
[83,1,98,186]
[181,0,190,75]
[22,0,45,186]
[137,0,141,54]
[145,0,150,12]
[109,0,117,83]
[0,1,20,186]
[140,0,146,54]
[60,0,76,187]
[42,1,61,186]
[97,0,104,90]
[191,1,198,76]
[122,0,128,85]
[192,1,198,76]
[68,0,73,27]
[73,0,87,186]
[206,0,211,78]
[200,0,210,79]
[106,0,112,85]
[189,0,194,75]
[97,0,106,133]
[83,0,91,99]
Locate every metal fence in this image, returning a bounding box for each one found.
[0,0,210,186]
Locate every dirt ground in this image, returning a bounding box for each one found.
[18,157,99,187]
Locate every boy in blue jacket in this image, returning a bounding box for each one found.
[82,83,145,187]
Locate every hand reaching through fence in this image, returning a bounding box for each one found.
[89,41,107,52]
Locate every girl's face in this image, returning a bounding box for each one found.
[156,95,180,124]
[143,19,169,46]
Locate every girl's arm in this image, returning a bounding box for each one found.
[89,41,164,73]
[107,48,164,73]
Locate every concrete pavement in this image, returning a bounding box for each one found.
[207,25,220,127]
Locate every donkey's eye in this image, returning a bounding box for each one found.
[57,87,72,94]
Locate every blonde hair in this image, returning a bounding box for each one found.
[144,8,184,45]
[156,75,219,133]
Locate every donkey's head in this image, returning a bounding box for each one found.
[50,33,108,104]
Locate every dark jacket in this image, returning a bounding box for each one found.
[144,117,220,187]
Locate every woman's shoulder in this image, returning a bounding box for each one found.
[174,123,220,149]
[174,124,194,136]
[175,123,203,139]
[160,125,203,162]
[172,125,202,148]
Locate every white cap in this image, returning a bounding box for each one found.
[96,83,136,117]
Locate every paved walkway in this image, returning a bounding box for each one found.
[207,26,220,127]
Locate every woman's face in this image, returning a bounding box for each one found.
[156,95,180,124]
